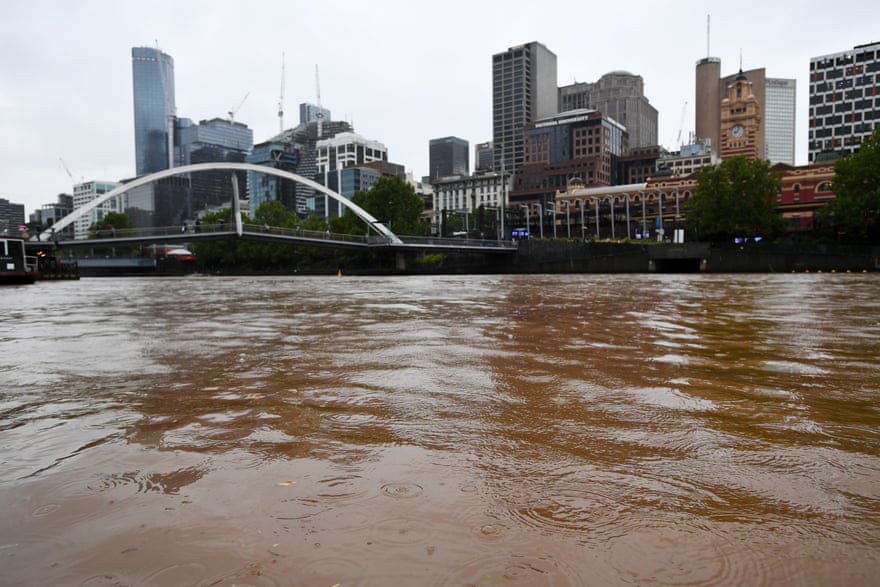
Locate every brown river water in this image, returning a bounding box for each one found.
[1,273,879,586]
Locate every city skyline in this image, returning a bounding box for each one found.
[2,0,879,216]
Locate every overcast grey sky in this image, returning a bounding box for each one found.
[2,0,878,216]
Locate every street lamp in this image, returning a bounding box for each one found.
[657,188,664,242]
[536,203,544,239]
[609,196,616,240]
[577,198,585,240]
[563,200,571,239]
[639,190,646,238]
[520,205,530,239]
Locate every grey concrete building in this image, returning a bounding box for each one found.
[492,42,558,177]
[558,71,658,148]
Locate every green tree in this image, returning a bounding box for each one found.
[252,200,300,229]
[687,156,784,242]
[332,176,426,237]
[821,128,880,241]
[89,212,133,238]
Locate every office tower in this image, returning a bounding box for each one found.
[72,181,122,239]
[300,103,331,124]
[511,109,627,205]
[765,78,796,165]
[695,57,722,150]
[475,142,494,172]
[30,194,75,237]
[428,136,469,182]
[558,71,659,148]
[492,42,558,176]
[177,117,254,215]
[247,119,353,217]
[0,198,25,232]
[809,41,880,163]
[132,47,176,176]
[315,131,388,216]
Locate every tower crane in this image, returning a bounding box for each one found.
[59,157,74,181]
[676,101,688,147]
[315,64,323,139]
[278,52,285,134]
[228,92,249,123]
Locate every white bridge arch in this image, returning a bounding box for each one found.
[40,162,403,244]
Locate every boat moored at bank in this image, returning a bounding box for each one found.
[1,236,39,285]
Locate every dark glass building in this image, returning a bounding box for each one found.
[428,136,469,182]
[132,47,176,176]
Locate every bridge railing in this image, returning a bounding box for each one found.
[240,223,369,244]
[396,235,518,249]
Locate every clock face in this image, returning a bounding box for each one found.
[731,125,745,139]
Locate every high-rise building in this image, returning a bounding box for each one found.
[475,142,494,173]
[72,181,122,239]
[510,109,627,206]
[30,194,74,237]
[132,47,176,176]
[696,60,795,163]
[808,41,880,163]
[177,117,254,217]
[694,57,722,151]
[492,42,558,176]
[765,78,796,165]
[315,131,388,216]
[300,103,331,124]
[558,71,658,148]
[248,119,353,217]
[428,136,469,182]
[0,198,25,233]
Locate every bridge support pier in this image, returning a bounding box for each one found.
[396,252,407,272]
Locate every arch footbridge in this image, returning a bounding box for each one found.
[40,162,403,245]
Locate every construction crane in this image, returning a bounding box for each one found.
[278,52,285,134]
[59,157,74,181]
[228,92,249,123]
[676,101,688,147]
[315,64,323,139]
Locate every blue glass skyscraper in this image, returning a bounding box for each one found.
[132,47,175,176]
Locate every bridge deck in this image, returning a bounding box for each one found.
[28,224,518,254]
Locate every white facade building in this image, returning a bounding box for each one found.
[315,132,387,174]
[72,180,122,239]
[809,41,880,162]
[765,78,796,165]
[431,172,509,236]
[657,139,719,177]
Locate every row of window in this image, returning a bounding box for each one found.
[810,97,879,110]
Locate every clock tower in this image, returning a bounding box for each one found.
[720,70,761,160]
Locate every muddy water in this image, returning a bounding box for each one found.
[1,274,879,586]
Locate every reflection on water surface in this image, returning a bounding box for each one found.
[1,274,879,585]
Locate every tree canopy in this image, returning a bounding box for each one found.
[331,176,426,237]
[89,212,133,236]
[687,156,784,242]
[823,128,880,241]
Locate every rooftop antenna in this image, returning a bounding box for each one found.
[315,64,323,139]
[278,52,285,134]
[706,15,710,58]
